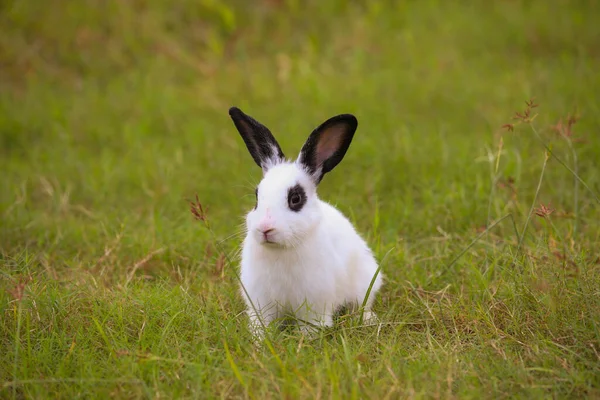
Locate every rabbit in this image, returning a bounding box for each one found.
[228,106,384,338]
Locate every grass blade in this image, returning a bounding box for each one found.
[223,340,247,393]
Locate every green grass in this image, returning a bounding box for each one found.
[1,0,600,398]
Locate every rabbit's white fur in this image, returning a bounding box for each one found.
[240,163,383,337]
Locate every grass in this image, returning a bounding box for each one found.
[1,0,600,398]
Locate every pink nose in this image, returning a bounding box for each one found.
[259,227,275,235]
[257,217,274,234]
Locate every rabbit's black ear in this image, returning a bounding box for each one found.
[229,107,285,172]
[298,114,357,184]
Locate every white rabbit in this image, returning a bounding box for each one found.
[228,107,384,338]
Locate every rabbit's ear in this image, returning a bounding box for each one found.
[297,114,357,184]
[229,107,285,172]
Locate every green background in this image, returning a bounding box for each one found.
[1,1,599,398]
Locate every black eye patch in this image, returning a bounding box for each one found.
[287,184,307,212]
[254,187,258,209]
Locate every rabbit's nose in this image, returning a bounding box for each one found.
[259,227,275,235]
[258,227,276,242]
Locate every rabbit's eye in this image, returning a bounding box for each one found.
[287,184,307,212]
[254,187,258,209]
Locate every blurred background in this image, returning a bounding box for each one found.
[1,2,600,397]
[1,0,599,272]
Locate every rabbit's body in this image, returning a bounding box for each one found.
[228,107,383,338]
[240,168,381,330]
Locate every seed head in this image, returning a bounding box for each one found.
[189,194,208,223]
[534,203,555,218]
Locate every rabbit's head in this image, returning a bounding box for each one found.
[229,107,357,248]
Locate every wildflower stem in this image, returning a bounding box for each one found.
[518,151,549,253]
[529,124,600,204]
[563,136,579,235]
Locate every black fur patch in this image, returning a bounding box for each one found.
[298,114,357,184]
[332,301,360,322]
[287,184,307,212]
[229,107,285,169]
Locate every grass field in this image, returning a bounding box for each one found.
[1,0,600,398]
